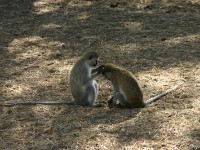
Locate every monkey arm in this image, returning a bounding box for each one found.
[82,73,100,87]
[91,65,105,74]
[108,96,114,104]
[108,91,118,105]
[91,68,99,74]
[112,92,119,105]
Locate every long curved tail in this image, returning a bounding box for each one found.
[144,83,183,106]
[0,101,78,107]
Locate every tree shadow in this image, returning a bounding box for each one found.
[0,0,199,149]
[50,106,142,149]
[190,123,200,150]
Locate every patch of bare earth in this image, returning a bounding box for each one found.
[0,0,199,149]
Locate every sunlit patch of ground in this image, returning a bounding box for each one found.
[0,0,199,149]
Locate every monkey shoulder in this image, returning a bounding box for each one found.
[119,69,133,78]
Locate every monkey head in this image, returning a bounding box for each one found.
[85,51,99,67]
[98,63,117,80]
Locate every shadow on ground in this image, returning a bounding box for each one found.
[0,0,199,149]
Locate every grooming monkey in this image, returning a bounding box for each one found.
[2,51,102,107]
[69,51,102,107]
[95,63,182,108]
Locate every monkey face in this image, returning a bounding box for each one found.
[88,57,99,67]
[86,51,99,67]
[99,65,112,80]
[100,63,121,81]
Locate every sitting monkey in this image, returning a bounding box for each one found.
[94,63,182,108]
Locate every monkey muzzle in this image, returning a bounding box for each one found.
[90,60,98,67]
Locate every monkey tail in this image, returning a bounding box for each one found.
[144,83,183,106]
[0,101,78,107]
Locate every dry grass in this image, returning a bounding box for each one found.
[0,0,200,149]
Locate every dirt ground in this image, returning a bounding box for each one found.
[0,0,200,149]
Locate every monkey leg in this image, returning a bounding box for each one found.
[82,85,96,106]
[92,81,103,107]
[116,92,133,108]
[107,92,120,108]
[81,81,102,107]
[91,65,105,74]
[94,80,99,97]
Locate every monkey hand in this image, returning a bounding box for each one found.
[97,65,105,74]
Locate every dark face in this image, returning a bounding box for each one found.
[99,65,111,80]
[86,51,99,67]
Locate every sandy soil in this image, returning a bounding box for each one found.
[0,0,200,149]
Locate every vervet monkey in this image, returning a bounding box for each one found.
[2,51,102,107]
[69,51,102,107]
[95,63,183,108]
